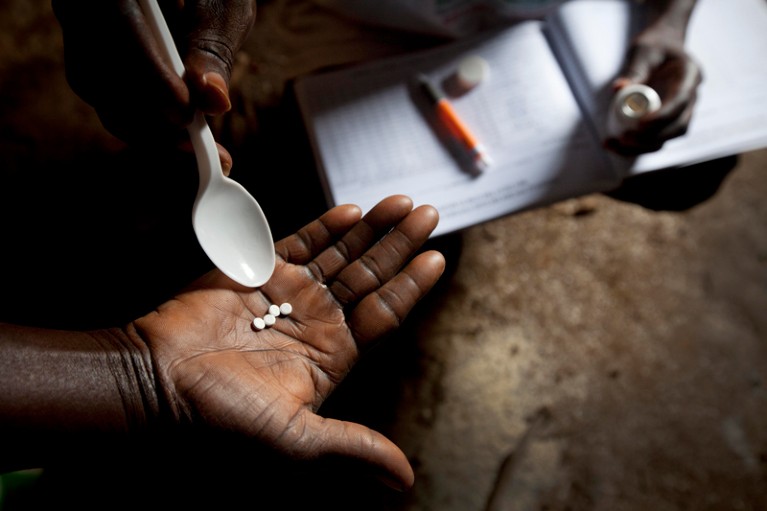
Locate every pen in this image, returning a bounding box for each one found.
[417,73,492,174]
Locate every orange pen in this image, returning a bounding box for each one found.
[417,73,492,175]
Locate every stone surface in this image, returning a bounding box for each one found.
[1,2,765,510]
[389,149,767,510]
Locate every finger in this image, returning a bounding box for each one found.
[199,71,232,115]
[648,55,701,122]
[307,195,415,287]
[608,57,700,157]
[605,124,667,156]
[180,0,257,114]
[274,204,363,266]
[302,415,415,492]
[216,142,233,175]
[348,250,446,347]
[329,204,440,306]
[56,1,193,130]
[655,102,695,141]
[616,44,660,86]
[618,96,695,155]
[605,136,664,157]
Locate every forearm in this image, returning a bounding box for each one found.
[0,323,158,471]
[643,0,697,41]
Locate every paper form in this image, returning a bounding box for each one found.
[295,21,616,236]
[548,0,767,176]
[295,0,767,236]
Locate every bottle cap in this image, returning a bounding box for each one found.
[614,84,662,120]
[456,55,490,91]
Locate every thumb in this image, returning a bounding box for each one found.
[305,415,415,492]
[180,0,256,115]
[615,44,657,89]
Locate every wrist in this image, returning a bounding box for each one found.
[641,0,697,43]
[0,324,160,470]
[95,326,162,435]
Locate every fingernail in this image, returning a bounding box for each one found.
[221,158,232,176]
[612,77,633,90]
[376,473,409,493]
[202,72,231,114]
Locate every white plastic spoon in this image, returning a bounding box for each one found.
[139,0,275,287]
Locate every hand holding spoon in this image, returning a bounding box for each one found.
[139,0,275,287]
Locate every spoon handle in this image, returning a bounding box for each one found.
[138,0,221,192]
[138,0,185,76]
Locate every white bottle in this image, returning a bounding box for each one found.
[607,83,662,136]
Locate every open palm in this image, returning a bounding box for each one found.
[131,195,444,490]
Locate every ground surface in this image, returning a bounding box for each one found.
[0,2,765,510]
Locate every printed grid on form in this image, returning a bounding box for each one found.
[298,21,616,235]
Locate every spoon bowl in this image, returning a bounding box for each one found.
[140,0,275,287]
[188,112,275,287]
[192,181,274,286]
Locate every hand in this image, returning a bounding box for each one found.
[131,195,445,490]
[52,0,257,173]
[604,19,703,156]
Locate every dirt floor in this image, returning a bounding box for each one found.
[1,2,765,510]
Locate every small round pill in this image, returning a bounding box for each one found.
[268,304,281,317]
[263,314,276,326]
[252,317,266,330]
[279,302,293,316]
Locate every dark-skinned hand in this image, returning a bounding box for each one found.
[605,3,703,156]
[130,195,445,490]
[0,195,444,492]
[51,0,257,173]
